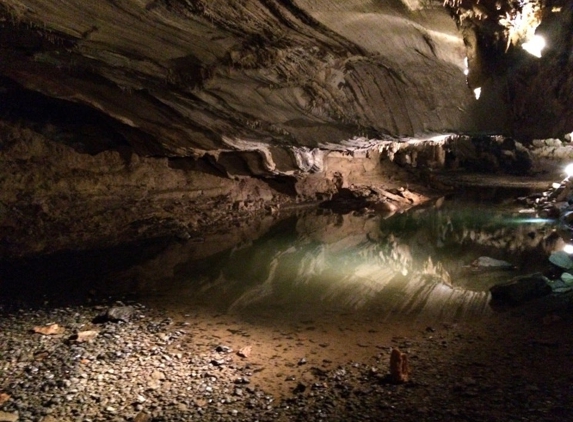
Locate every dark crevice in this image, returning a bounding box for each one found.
[168,156,229,179]
[278,0,366,55]
[0,76,134,158]
[0,237,172,309]
[261,175,298,197]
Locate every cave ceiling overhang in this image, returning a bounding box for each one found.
[0,0,473,157]
[0,0,571,159]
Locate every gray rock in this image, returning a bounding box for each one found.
[549,250,573,270]
[471,256,514,269]
[105,306,134,322]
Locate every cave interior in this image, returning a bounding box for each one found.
[1,1,573,421]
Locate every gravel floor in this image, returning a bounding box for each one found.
[2,294,573,422]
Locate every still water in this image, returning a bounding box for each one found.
[0,189,560,323]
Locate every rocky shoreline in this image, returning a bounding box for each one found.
[1,294,573,422]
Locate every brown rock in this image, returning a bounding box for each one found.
[151,370,165,380]
[0,411,19,422]
[41,416,71,422]
[134,412,152,422]
[71,330,99,343]
[32,324,63,335]
[0,393,10,406]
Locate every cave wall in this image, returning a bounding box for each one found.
[503,4,573,140]
[0,119,423,257]
[2,0,573,257]
[445,0,573,140]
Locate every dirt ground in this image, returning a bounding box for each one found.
[143,288,573,420]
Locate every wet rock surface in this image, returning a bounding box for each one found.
[490,273,552,305]
[1,297,573,422]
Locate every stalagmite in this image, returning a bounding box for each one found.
[389,347,410,384]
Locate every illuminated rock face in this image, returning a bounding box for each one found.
[444,0,573,140]
[0,0,472,156]
[1,1,571,153]
[0,0,572,256]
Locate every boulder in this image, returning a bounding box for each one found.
[489,273,552,305]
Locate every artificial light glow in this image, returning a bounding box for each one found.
[428,134,450,143]
[522,35,546,58]
[563,244,573,254]
[507,216,554,224]
[565,163,573,178]
[473,87,481,100]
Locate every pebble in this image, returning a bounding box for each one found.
[0,411,19,422]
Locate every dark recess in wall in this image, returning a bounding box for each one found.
[0,237,172,310]
[0,76,133,157]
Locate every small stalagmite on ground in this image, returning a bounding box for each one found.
[390,347,410,384]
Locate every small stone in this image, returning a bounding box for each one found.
[95,306,134,323]
[237,346,251,358]
[32,324,62,336]
[471,256,514,269]
[215,345,233,353]
[70,330,99,343]
[151,370,165,380]
[133,411,152,422]
[0,412,19,422]
[106,306,134,322]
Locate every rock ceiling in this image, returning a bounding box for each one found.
[0,1,538,154]
[1,0,572,158]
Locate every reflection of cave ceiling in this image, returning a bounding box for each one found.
[1,0,570,159]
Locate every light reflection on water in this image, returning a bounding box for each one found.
[113,195,559,322]
[0,192,561,323]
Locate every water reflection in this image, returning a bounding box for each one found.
[109,195,559,322]
[0,194,559,321]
